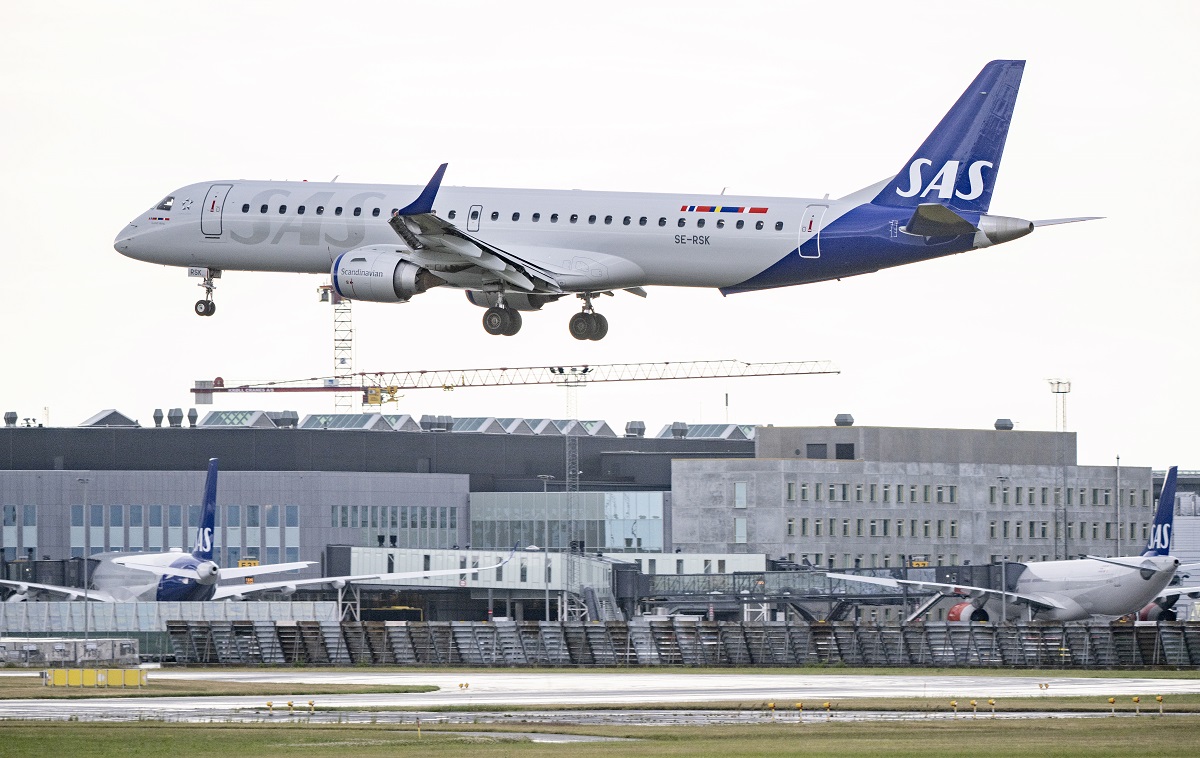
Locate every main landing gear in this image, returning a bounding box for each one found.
[482,306,522,336]
[569,293,608,341]
[193,268,220,317]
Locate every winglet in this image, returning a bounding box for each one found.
[396,163,448,216]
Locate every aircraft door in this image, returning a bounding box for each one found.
[798,205,826,258]
[467,204,483,232]
[201,184,233,237]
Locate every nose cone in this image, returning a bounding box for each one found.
[114,222,144,259]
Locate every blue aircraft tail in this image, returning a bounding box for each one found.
[873,60,1025,215]
[1143,466,1178,557]
[191,458,218,561]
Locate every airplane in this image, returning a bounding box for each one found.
[114,60,1096,341]
[828,467,1199,623]
[0,459,513,602]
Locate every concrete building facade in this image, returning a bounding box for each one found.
[670,425,1155,568]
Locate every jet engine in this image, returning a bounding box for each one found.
[465,291,561,311]
[332,250,444,303]
[194,560,220,585]
[947,601,990,623]
[1137,596,1179,622]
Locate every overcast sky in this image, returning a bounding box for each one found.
[2,2,1195,468]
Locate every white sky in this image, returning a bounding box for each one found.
[2,1,1196,469]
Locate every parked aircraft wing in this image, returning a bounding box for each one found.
[113,557,315,581]
[213,547,517,600]
[824,572,1066,610]
[1156,585,1200,601]
[1031,216,1103,227]
[0,579,118,603]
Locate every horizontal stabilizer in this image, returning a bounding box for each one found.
[1031,216,1103,227]
[904,203,978,236]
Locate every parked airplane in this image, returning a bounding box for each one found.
[114,60,1095,340]
[0,459,513,602]
[828,467,1197,622]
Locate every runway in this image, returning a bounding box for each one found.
[2,670,1198,722]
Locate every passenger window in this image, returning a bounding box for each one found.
[697,218,705,228]
[470,209,479,220]
[512,212,520,221]
[353,207,362,216]
[570,214,579,223]
[278,205,287,214]
[241,204,249,213]
[736,219,745,229]
[639,217,647,226]
[259,204,268,214]
[448,210,456,220]
[658,217,666,227]
[716,219,725,229]
[623,216,631,225]
[532,212,541,222]
[156,196,174,211]
[756,220,764,230]
[551,213,559,223]
[335,207,343,216]
[775,221,784,231]
[604,215,613,225]
[677,218,686,227]
[297,206,306,215]
[316,206,324,215]
[490,211,499,221]
[372,208,381,217]
[588,214,596,224]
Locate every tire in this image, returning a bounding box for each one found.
[502,309,523,336]
[588,313,608,340]
[568,312,594,340]
[205,301,216,317]
[483,307,510,335]
[194,300,210,317]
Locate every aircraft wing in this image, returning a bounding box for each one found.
[1156,585,1200,601]
[825,572,1067,611]
[213,549,517,600]
[113,557,315,581]
[383,164,563,293]
[0,579,118,603]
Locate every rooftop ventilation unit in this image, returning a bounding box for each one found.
[994,418,1014,431]
[834,413,854,427]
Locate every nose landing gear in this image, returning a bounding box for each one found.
[569,293,608,340]
[193,268,221,317]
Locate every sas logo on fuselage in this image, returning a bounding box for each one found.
[896,159,993,201]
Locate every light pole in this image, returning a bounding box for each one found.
[538,475,555,621]
[76,477,91,644]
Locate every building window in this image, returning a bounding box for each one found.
[733,481,747,508]
[814,519,823,537]
[869,519,877,537]
[989,486,997,505]
[734,517,747,544]
[870,484,878,502]
[922,520,931,538]
[787,482,796,501]
[806,443,828,459]
[883,485,891,503]
[835,443,855,460]
[787,518,796,536]
[814,484,822,502]
[937,520,945,538]
[923,485,931,503]
[800,518,809,537]
[855,484,864,502]
[800,483,809,501]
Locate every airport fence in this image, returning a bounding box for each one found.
[161,618,1200,669]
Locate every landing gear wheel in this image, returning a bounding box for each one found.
[569,311,595,340]
[194,300,215,317]
[483,307,521,336]
[587,312,608,341]
[502,308,522,336]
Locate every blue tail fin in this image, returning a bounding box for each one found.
[1143,466,1177,557]
[873,60,1025,214]
[192,458,218,561]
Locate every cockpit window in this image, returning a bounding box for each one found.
[156,196,174,211]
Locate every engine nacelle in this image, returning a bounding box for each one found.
[947,601,990,623]
[332,250,443,303]
[195,560,220,585]
[465,290,560,311]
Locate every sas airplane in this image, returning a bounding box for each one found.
[0,459,512,602]
[115,60,1095,341]
[829,467,1200,623]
